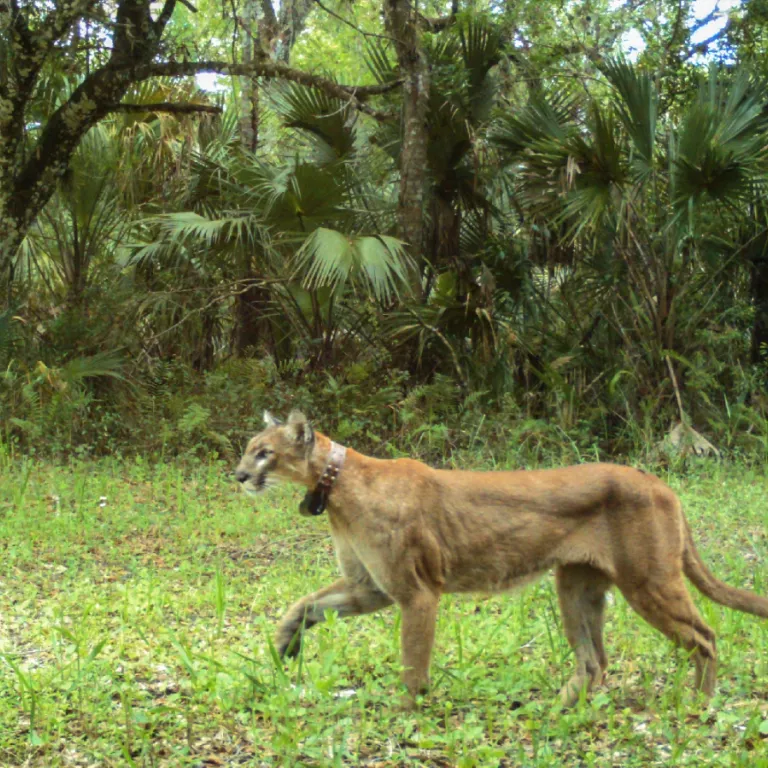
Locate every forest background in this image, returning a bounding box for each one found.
[3,0,768,465]
[5,3,768,765]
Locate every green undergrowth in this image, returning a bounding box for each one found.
[1,450,767,766]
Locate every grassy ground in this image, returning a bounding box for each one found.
[1,447,767,767]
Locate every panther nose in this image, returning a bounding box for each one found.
[235,470,251,484]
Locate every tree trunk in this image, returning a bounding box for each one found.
[0,220,24,308]
[272,0,315,63]
[194,309,217,372]
[234,0,266,355]
[385,0,430,295]
[240,0,261,153]
[751,252,768,366]
[232,0,319,355]
[234,275,272,356]
[239,73,260,154]
[430,191,463,284]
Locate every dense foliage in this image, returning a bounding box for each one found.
[3,0,768,461]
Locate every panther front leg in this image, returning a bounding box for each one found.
[277,577,393,658]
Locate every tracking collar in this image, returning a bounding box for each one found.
[299,441,347,517]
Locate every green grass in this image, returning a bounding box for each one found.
[1,449,767,767]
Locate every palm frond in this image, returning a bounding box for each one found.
[153,212,243,247]
[293,228,412,303]
[672,68,768,210]
[272,83,357,162]
[259,162,348,232]
[490,90,576,155]
[363,40,398,86]
[601,57,657,180]
[458,17,503,122]
[60,351,126,383]
[134,211,270,268]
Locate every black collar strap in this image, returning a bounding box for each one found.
[299,442,347,517]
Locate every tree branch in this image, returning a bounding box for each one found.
[338,80,402,95]
[7,0,31,47]
[41,0,102,56]
[312,0,398,41]
[1,0,402,277]
[689,3,721,34]
[276,0,315,60]
[665,0,685,55]
[261,0,278,30]
[126,59,400,120]
[8,0,180,235]
[684,19,732,59]
[154,0,178,33]
[418,13,454,31]
[418,0,458,32]
[6,0,99,98]
[106,101,223,115]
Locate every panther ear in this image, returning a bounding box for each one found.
[286,410,314,445]
[263,410,281,428]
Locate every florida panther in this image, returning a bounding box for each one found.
[235,410,768,705]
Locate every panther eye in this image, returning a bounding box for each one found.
[255,448,272,460]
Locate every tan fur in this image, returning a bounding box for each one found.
[236,411,768,705]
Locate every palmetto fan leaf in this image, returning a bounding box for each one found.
[554,106,627,237]
[704,66,767,144]
[60,351,127,384]
[491,89,577,155]
[458,17,503,122]
[294,227,412,303]
[427,17,503,130]
[490,95,579,226]
[459,213,490,257]
[672,69,768,210]
[600,57,657,179]
[192,154,350,234]
[148,211,269,249]
[377,17,504,191]
[272,83,357,163]
[343,171,399,233]
[254,162,349,232]
[363,40,398,86]
[131,211,271,276]
[497,63,768,242]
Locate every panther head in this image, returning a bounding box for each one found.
[235,410,315,495]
